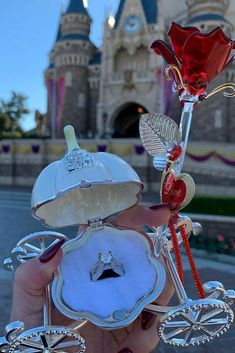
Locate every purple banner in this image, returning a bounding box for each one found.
[186,151,235,167]
[97,144,107,152]
[46,78,54,112]
[160,69,175,115]
[186,151,214,162]
[135,145,145,155]
[216,153,235,167]
[56,77,65,136]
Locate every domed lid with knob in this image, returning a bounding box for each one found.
[31,126,143,227]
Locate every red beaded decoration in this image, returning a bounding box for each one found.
[168,145,182,162]
[178,222,206,299]
[168,216,184,283]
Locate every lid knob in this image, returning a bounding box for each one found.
[64,125,80,153]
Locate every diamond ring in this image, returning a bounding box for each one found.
[90,251,125,281]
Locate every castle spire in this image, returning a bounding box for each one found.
[66,0,88,15]
[114,0,158,28]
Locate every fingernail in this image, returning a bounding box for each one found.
[39,239,65,263]
[149,203,169,210]
[141,312,156,330]
[118,349,133,353]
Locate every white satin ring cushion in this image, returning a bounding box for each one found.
[53,226,166,329]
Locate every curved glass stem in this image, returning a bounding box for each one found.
[177,101,194,173]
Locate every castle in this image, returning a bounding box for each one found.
[43,0,235,141]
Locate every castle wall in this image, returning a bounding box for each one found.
[1,139,235,197]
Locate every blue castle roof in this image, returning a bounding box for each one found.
[65,0,89,15]
[115,0,158,28]
[56,23,62,41]
[187,13,229,25]
[55,1,90,43]
[57,33,90,42]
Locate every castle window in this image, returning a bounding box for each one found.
[65,72,72,86]
[78,14,86,22]
[64,42,71,49]
[114,45,149,73]
[214,110,222,129]
[78,93,86,108]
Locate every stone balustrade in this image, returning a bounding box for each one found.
[0,139,235,196]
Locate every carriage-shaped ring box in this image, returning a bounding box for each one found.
[31,126,166,329]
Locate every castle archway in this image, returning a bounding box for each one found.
[112,103,148,138]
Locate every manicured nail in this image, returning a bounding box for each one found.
[149,203,169,210]
[118,349,133,353]
[39,239,65,263]
[141,311,156,330]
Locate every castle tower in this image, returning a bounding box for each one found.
[97,0,166,138]
[184,0,235,142]
[187,0,233,34]
[45,0,97,138]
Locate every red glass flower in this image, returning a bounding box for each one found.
[151,22,235,96]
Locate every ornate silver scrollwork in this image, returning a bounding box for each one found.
[4,231,68,271]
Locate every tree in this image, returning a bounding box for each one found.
[0,92,30,138]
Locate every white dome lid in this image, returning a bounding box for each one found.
[32,126,143,227]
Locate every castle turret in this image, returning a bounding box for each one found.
[45,0,97,138]
[186,0,233,35]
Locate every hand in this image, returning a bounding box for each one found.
[10,204,174,353]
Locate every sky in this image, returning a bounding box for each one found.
[0,0,120,130]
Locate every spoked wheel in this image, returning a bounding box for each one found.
[4,232,68,271]
[159,299,234,346]
[7,326,86,353]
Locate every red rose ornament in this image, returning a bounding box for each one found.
[151,22,235,96]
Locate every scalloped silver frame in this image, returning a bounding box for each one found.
[52,225,166,329]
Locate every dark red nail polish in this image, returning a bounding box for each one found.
[149,203,169,210]
[141,311,156,330]
[39,239,65,263]
[118,349,133,353]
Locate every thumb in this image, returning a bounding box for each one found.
[111,204,170,230]
[14,240,65,295]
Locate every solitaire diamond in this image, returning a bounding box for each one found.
[100,252,113,264]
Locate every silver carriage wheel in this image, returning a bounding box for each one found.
[4,232,68,271]
[8,327,86,353]
[159,299,234,347]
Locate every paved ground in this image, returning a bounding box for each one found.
[0,188,235,352]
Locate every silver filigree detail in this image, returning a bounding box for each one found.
[1,324,86,353]
[64,149,94,173]
[159,300,234,347]
[90,251,125,281]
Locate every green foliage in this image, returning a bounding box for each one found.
[0,92,30,138]
[184,196,235,216]
[190,233,235,256]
